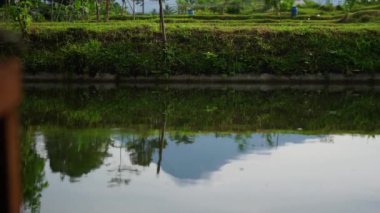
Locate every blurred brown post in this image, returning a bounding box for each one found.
[0,58,22,213]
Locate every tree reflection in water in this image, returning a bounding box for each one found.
[44,130,110,180]
[21,129,48,213]
[107,135,139,188]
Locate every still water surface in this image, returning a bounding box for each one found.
[21,85,380,213]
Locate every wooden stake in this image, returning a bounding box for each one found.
[0,58,22,213]
[158,0,167,43]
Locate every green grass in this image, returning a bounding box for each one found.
[2,19,378,40]
[1,18,377,32]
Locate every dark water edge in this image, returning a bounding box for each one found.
[24,82,380,92]
[24,73,380,84]
[22,83,380,133]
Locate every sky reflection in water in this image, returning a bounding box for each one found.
[32,131,380,213]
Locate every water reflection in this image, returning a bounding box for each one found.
[20,86,380,212]
[24,129,380,213]
[20,129,48,213]
[44,130,110,181]
[34,129,325,183]
[107,140,134,188]
[22,87,380,132]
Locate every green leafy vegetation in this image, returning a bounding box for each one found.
[8,0,32,37]
[1,1,379,76]
[17,24,379,75]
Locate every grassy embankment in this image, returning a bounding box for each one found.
[1,5,380,77]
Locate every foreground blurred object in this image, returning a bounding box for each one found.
[0,31,22,213]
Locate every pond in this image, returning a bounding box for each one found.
[21,84,380,213]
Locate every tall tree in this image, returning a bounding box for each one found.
[265,0,280,16]
[96,0,101,21]
[141,0,144,14]
[132,0,135,19]
[105,0,110,21]
[135,0,145,15]
[158,0,166,43]
[121,0,126,15]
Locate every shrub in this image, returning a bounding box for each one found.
[360,15,372,22]
[280,0,295,11]
[303,0,320,8]
[336,5,343,11]
[319,4,335,12]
